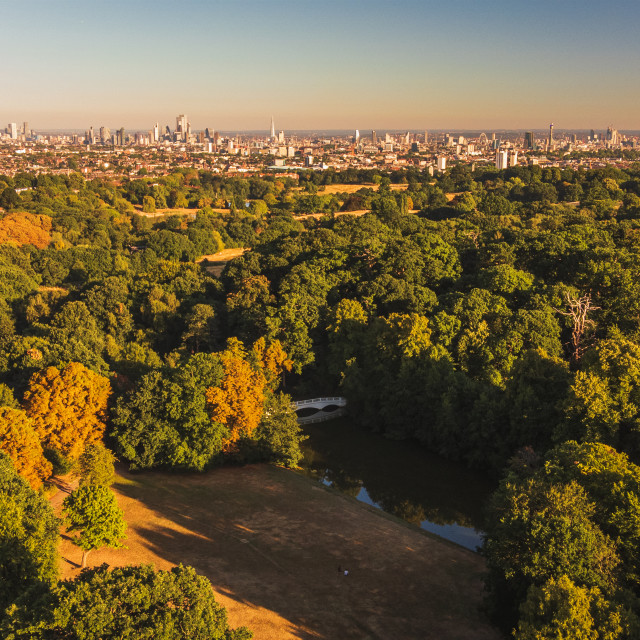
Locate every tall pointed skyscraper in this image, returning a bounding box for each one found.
[270,116,276,141]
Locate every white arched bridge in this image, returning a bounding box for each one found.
[292,397,347,424]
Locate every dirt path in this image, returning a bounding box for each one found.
[51,464,499,640]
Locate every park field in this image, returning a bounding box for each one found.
[316,183,409,195]
[52,464,499,640]
[197,247,248,276]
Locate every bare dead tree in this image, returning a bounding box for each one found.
[464,230,480,249]
[555,292,600,361]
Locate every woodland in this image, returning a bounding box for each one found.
[2,161,640,636]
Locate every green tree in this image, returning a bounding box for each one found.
[77,443,115,487]
[516,575,634,640]
[254,392,305,467]
[141,195,156,213]
[62,485,127,568]
[2,563,252,639]
[484,478,620,628]
[0,453,59,616]
[112,354,226,470]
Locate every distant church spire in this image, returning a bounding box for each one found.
[270,116,275,141]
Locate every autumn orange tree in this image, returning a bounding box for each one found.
[205,339,266,452]
[252,337,293,389]
[23,362,111,460]
[0,212,52,248]
[0,407,52,489]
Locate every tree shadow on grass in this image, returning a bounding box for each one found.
[111,464,500,640]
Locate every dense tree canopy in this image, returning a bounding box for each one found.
[2,564,252,639]
[0,453,59,617]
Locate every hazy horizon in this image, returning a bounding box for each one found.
[2,0,639,130]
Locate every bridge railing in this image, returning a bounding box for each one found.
[292,397,346,407]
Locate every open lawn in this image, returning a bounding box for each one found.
[313,183,409,195]
[197,247,248,276]
[52,465,500,640]
[293,210,369,221]
[135,206,229,217]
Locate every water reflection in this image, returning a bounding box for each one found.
[297,418,495,551]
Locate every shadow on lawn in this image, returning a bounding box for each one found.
[112,464,498,640]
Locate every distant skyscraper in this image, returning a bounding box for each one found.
[22,122,29,136]
[176,114,188,141]
[424,130,428,144]
[495,150,509,170]
[8,123,17,139]
[437,156,447,171]
[548,123,554,149]
[354,129,360,144]
[606,126,619,146]
[524,131,534,149]
[371,130,377,145]
[277,130,285,143]
[270,116,276,141]
[99,126,110,144]
[153,123,159,142]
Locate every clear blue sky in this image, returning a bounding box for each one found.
[2,0,639,131]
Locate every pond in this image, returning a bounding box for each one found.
[296,417,496,551]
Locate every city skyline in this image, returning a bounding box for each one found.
[2,0,640,130]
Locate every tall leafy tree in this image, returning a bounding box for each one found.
[63,485,127,568]
[0,407,52,489]
[0,453,58,616]
[77,443,116,487]
[23,362,111,460]
[206,341,266,453]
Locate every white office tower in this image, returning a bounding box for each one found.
[99,126,110,143]
[9,123,17,139]
[270,116,276,141]
[278,130,285,143]
[404,131,410,145]
[354,129,360,144]
[437,156,447,171]
[176,114,188,141]
[385,132,392,143]
[424,130,429,144]
[153,123,159,142]
[23,122,29,136]
[495,150,509,170]
[509,150,519,167]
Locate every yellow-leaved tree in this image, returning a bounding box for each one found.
[252,337,293,389]
[23,362,111,460]
[0,407,52,489]
[205,339,266,453]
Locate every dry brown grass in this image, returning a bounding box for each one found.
[293,210,369,221]
[135,207,229,218]
[197,247,248,276]
[52,465,499,640]
[314,183,409,195]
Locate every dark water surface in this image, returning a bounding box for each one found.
[296,418,496,551]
